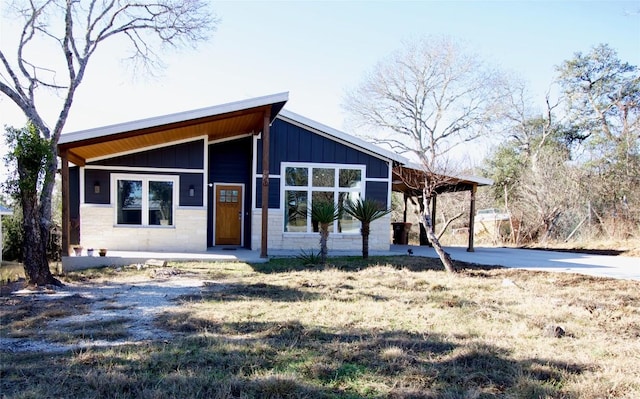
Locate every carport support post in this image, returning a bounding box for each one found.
[260,111,270,258]
[431,194,437,233]
[467,184,476,252]
[61,151,70,257]
[403,193,408,223]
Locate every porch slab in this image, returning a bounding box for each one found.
[61,247,268,272]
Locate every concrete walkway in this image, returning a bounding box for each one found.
[390,245,640,281]
[62,245,639,281]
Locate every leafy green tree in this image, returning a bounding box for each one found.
[3,124,59,283]
[484,143,524,207]
[556,44,640,238]
[0,1,215,286]
[343,199,391,259]
[310,200,341,265]
[557,44,639,157]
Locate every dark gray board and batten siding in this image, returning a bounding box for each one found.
[255,118,391,208]
[84,139,206,207]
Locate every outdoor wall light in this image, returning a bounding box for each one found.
[94,182,101,194]
[188,185,195,197]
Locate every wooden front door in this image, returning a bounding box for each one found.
[215,185,242,245]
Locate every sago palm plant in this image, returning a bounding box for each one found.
[343,198,391,259]
[310,200,341,265]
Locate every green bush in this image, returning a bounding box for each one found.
[296,249,322,265]
[2,211,23,262]
[1,208,61,262]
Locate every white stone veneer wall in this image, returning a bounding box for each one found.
[80,205,207,252]
[251,210,392,252]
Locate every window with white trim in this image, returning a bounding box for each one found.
[113,175,178,227]
[283,164,364,234]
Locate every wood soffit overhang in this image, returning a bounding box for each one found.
[59,106,273,166]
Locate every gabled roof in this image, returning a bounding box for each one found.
[58,92,289,165]
[277,109,408,164]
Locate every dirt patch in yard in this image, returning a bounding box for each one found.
[0,268,208,353]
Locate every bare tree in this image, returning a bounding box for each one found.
[484,79,588,243]
[344,36,508,272]
[518,146,579,242]
[434,194,465,241]
[0,0,216,286]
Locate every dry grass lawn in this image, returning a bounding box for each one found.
[1,256,639,398]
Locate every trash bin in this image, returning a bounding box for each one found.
[392,222,412,245]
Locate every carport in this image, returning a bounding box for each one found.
[391,164,492,252]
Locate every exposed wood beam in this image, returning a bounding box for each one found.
[66,150,85,166]
[60,151,70,256]
[260,109,271,258]
[403,193,408,223]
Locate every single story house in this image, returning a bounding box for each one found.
[57,92,488,258]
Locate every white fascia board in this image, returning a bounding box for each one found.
[455,174,493,186]
[277,109,408,164]
[59,92,290,145]
[403,161,493,186]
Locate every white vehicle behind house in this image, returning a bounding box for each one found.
[475,208,510,222]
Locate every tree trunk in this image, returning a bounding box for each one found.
[422,193,456,273]
[361,223,370,259]
[319,223,330,265]
[504,185,517,244]
[20,190,60,287]
[17,144,61,287]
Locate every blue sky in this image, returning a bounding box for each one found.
[1,1,639,155]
